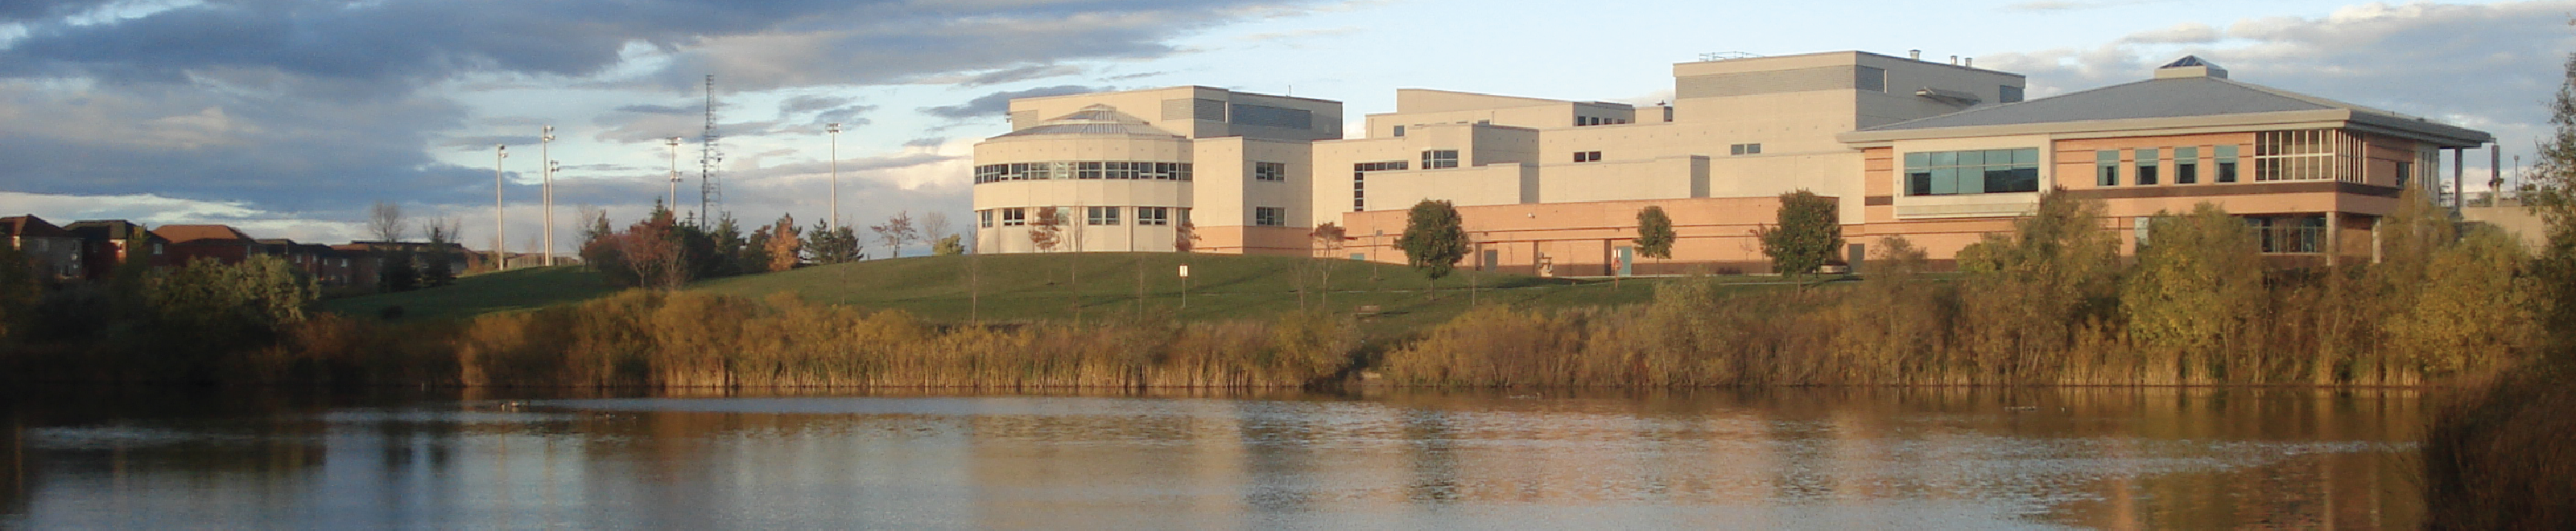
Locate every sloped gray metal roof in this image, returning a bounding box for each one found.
[993,105,1181,138]
[1862,76,2367,132]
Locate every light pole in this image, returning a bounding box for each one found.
[827,122,841,228]
[540,126,555,267]
[493,144,508,271]
[665,137,682,209]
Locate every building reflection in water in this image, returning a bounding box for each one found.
[0,387,2423,529]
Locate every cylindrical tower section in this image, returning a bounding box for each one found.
[972,105,1195,253]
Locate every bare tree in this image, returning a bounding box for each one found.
[870,210,920,257]
[369,200,407,242]
[920,212,952,244]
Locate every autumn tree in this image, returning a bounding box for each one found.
[1753,190,1841,276]
[2120,203,2264,374]
[1173,219,1199,253]
[762,213,802,272]
[1029,208,1064,253]
[871,211,919,257]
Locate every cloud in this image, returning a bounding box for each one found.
[919,84,1108,119]
[778,95,854,114]
[614,104,696,115]
[2000,0,2166,13]
[2121,22,2220,44]
[922,64,1088,87]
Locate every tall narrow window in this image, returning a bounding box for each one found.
[2396,161,2413,189]
[979,209,994,228]
[2216,145,2240,183]
[1422,150,1459,169]
[2096,150,2120,187]
[2175,146,2199,184]
[2136,148,2160,185]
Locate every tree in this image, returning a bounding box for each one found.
[421,215,460,286]
[2121,203,2264,368]
[1307,222,1348,309]
[1394,199,1469,281]
[931,234,966,256]
[1174,220,1199,253]
[2529,52,2576,358]
[1634,205,1675,261]
[871,211,919,257]
[0,238,34,342]
[1029,208,1064,253]
[762,214,802,272]
[807,221,865,265]
[920,212,952,247]
[708,214,750,276]
[368,200,407,242]
[1753,190,1842,276]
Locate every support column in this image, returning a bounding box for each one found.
[2453,146,2466,215]
[2326,211,2342,266]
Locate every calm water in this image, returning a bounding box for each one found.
[0,387,2425,529]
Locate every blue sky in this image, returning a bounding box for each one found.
[0,0,2568,253]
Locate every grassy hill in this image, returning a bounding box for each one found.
[323,253,1827,332]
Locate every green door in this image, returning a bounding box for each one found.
[1616,246,1633,277]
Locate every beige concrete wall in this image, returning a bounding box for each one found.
[1006,86,1344,142]
[1364,163,1536,210]
[1364,89,1637,138]
[2462,205,2548,251]
[1535,155,1708,203]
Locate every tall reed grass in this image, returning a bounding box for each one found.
[275,290,1356,389]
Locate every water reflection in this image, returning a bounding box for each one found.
[0,387,2423,529]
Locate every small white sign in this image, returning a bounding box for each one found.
[1178,265,1191,278]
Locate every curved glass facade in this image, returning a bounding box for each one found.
[974,161,1195,183]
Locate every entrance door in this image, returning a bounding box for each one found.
[1480,249,1498,272]
[1616,246,1633,277]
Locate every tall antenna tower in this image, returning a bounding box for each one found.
[698,74,726,227]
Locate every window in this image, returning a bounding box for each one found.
[1354,161,1405,212]
[1178,208,1191,226]
[1903,148,2041,196]
[1024,162,1054,180]
[1254,162,1287,181]
[1105,162,1135,179]
[1422,150,1459,169]
[1077,162,1102,179]
[2216,145,2240,183]
[1573,150,1601,163]
[2254,130,2360,182]
[1393,126,1406,137]
[2000,85,2025,103]
[1254,207,1286,227]
[2136,148,2160,185]
[2248,215,2326,253]
[1087,206,1121,225]
[2175,146,2199,184]
[980,161,1194,183]
[1137,207,1170,226]
[2096,150,2120,187]
[1729,143,1761,155]
[1230,104,1312,130]
[2395,161,2413,189]
[1001,208,1027,226]
[1857,66,1886,93]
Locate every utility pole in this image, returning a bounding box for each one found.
[541,126,555,266]
[666,137,682,208]
[828,122,841,228]
[493,144,509,271]
[699,74,725,227]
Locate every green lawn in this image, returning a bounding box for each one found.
[323,253,1837,332]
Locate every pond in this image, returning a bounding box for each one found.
[0,387,2422,529]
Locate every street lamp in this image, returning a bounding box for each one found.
[540,126,555,267]
[493,143,508,271]
[665,137,683,209]
[827,122,841,228]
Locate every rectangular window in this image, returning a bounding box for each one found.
[1001,208,1027,226]
[2136,148,2160,185]
[1903,148,2041,196]
[1856,66,1886,93]
[1137,207,1170,226]
[1254,207,1286,227]
[2175,146,2199,184]
[1178,208,1191,227]
[1087,206,1121,225]
[1104,162,1134,179]
[2097,150,2120,187]
[1254,162,1287,181]
[2216,145,2240,183]
[1573,150,1601,163]
[979,209,994,228]
[1422,150,1459,169]
[1729,143,1762,155]
[2000,85,2025,103]
[2248,215,2327,253]
[1393,126,1406,137]
[2254,130,2359,182]
[1077,162,1103,179]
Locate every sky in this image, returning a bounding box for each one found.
[0,0,2569,255]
